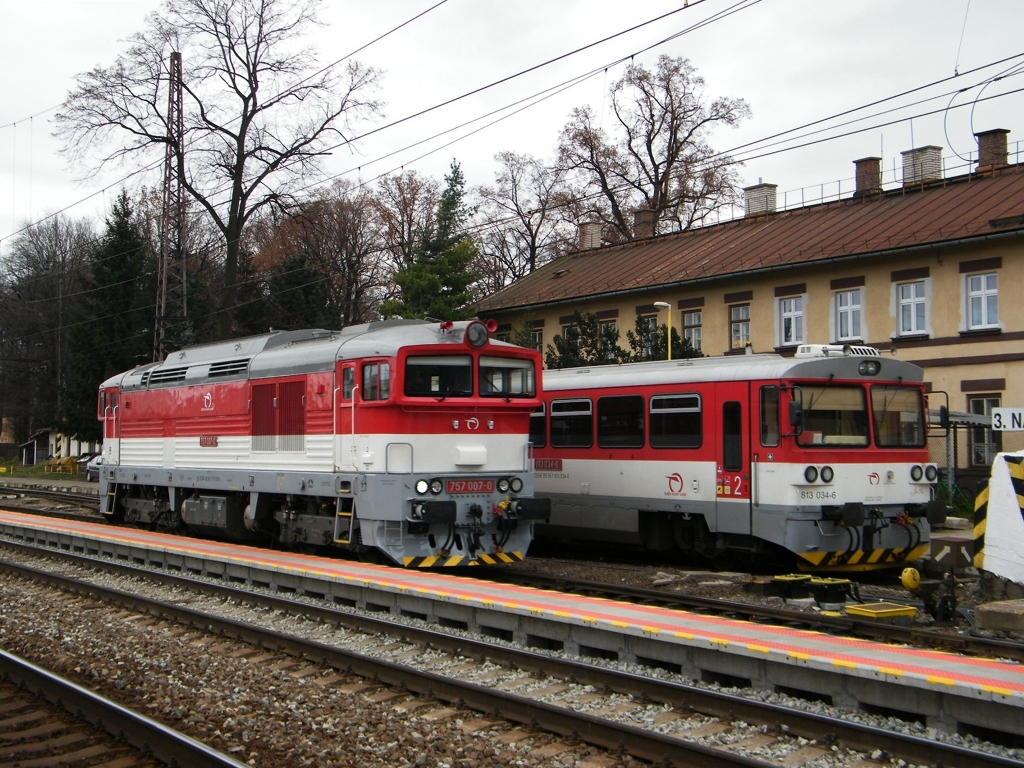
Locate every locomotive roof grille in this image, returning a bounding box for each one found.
[146,366,188,385]
[208,358,251,377]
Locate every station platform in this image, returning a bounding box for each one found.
[2,508,1023,736]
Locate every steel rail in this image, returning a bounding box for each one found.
[475,568,1024,663]
[0,648,248,768]
[0,541,1017,768]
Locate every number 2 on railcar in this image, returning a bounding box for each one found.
[96,320,550,566]
[529,345,946,570]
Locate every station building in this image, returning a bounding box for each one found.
[475,130,1024,481]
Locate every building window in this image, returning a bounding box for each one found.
[683,311,702,352]
[967,272,998,329]
[599,320,618,361]
[495,331,511,343]
[897,281,927,335]
[530,329,543,352]
[778,296,804,346]
[968,395,1001,466]
[835,289,862,341]
[730,305,750,349]
[639,315,657,359]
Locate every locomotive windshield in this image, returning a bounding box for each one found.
[795,384,869,447]
[404,355,472,398]
[479,356,536,398]
[871,385,926,447]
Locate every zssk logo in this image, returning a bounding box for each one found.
[201,392,214,412]
[666,472,685,495]
[465,417,480,430]
[868,472,880,485]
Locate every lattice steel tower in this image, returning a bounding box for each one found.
[154,51,187,361]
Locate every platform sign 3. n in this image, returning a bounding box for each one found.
[992,408,1024,431]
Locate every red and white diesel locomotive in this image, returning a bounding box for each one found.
[97,320,550,567]
[529,344,946,570]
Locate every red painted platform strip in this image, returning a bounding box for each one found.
[2,510,1023,699]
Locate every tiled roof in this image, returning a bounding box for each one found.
[476,166,1024,313]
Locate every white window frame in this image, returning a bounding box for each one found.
[777,295,804,347]
[835,288,863,342]
[896,280,928,336]
[683,310,702,352]
[529,329,543,352]
[966,272,999,330]
[730,304,750,350]
[599,320,618,361]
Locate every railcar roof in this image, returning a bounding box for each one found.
[540,353,923,391]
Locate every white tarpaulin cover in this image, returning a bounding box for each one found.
[982,451,1024,586]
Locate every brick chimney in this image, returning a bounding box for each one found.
[632,208,657,239]
[901,146,942,186]
[743,180,777,217]
[975,129,1009,172]
[577,221,602,251]
[853,157,881,197]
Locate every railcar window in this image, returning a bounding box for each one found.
[871,386,925,447]
[342,368,355,399]
[795,385,868,447]
[479,356,536,398]
[529,404,546,448]
[722,401,743,471]
[598,395,644,448]
[760,386,780,446]
[550,398,593,448]
[362,362,390,401]
[649,394,701,448]
[404,355,472,398]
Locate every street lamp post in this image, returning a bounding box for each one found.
[654,301,671,361]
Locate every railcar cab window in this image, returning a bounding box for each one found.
[404,355,471,398]
[550,398,593,448]
[598,395,644,448]
[479,356,536,398]
[794,385,868,447]
[649,394,701,448]
[529,404,546,448]
[760,386,780,447]
[362,362,390,401]
[871,386,925,447]
[342,368,355,399]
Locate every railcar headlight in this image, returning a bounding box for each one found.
[804,466,818,483]
[415,479,430,495]
[465,321,489,348]
[858,360,881,375]
[925,464,938,482]
[497,478,510,493]
[429,478,444,495]
[820,466,834,483]
[910,465,924,482]
[509,477,523,493]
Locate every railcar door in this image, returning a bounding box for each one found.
[715,381,751,534]
[336,364,357,470]
[102,389,120,464]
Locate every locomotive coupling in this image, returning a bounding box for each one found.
[411,501,457,524]
[509,498,551,521]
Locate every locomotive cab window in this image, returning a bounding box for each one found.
[649,394,701,448]
[404,355,471,398]
[871,386,925,447]
[795,385,868,447]
[341,367,355,400]
[550,398,593,448]
[362,362,390,401]
[760,386,780,446]
[479,356,536,398]
[598,395,644,448]
[529,404,546,448]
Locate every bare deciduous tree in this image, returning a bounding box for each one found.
[55,0,383,340]
[558,55,749,241]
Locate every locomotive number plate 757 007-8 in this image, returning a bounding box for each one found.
[446,479,495,494]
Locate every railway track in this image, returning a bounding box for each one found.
[477,566,1024,663]
[0,537,1019,768]
[0,649,246,767]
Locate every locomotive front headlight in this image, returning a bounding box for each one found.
[497,478,510,493]
[465,321,489,348]
[415,479,430,495]
[429,478,444,495]
[925,464,938,482]
[820,465,834,483]
[910,465,924,482]
[509,477,523,493]
[858,360,881,376]
[804,466,818,484]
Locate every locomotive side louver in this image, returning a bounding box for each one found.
[209,358,251,377]
[147,366,188,385]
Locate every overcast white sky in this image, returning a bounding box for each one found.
[0,0,1021,255]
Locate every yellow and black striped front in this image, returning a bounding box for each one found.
[974,480,989,570]
[403,551,524,568]
[797,544,930,572]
